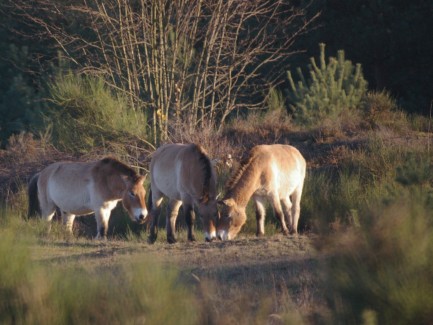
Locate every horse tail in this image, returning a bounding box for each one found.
[28,173,41,219]
[193,144,212,203]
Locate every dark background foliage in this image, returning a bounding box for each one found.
[294,0,433,115]
[0,0,432,145]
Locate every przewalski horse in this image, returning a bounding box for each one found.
[148,143,218,244]
[28,157,148,239]
[217,144,306,240]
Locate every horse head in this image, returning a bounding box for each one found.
[122,175,148,224]
[216,198,247,240]
[198,199,219,242]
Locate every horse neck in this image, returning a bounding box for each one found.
[192,144,214,202]
[102,169,129,199]
[95,158,135,199]
[100,169,132,200]
[226,162,261,207]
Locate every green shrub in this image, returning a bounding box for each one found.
[47,72,149,153]
[267,87,286,112]
[315,136,433,323]
[286,43,368,126]
[322,189,433,324]
[302,169,370,231]
[302,133,431,231]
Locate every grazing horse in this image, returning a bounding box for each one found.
[28,157,148,239]
[217,144,306,240]
[148,143,218,243]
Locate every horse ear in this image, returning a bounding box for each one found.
[138,174,147,184]
[218,198,235,207]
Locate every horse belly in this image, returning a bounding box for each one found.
[268,162,302,198]
[153,171,182,201]
[48,182,93,215]
[278,170,304,198]
[254,187,270,197]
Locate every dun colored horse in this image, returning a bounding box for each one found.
[148,143,218,243]
[28,157,148,238]
[217,144,306,240]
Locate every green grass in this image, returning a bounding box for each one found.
[0,210,198,324]
[0,206,318,324]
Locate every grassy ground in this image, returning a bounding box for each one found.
[0,105,431,324]
[1,215,320,324]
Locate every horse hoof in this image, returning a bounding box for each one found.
[167,236,177,244]
[148,234,157,244]
[188,236,197,242]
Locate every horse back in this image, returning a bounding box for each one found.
[179,143,216,203]
[150,143,216,202]
[42,161,94,189]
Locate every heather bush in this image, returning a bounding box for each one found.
[361,90,411,132]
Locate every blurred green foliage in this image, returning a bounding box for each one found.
[0,215,198,324]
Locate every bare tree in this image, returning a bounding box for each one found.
[9,0,318,143]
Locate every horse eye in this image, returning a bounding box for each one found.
[128,191,135,198]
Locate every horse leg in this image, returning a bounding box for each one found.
[149,195,163,244]
[183,203,196,242]
[281,197,293,233]
[271,195,289,235]
[166,200,182,244]
[253,196,266,237]
[61,212,76,235]
[38,196,57,234]
[95,208,111,239]
[290,183,304,235]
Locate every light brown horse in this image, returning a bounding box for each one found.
[148,143,218,243]
[217,144,306,240]
[28,157,148,239]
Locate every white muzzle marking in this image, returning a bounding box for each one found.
[217,230,229,241]
[205,231,217,241]
[135,208,148,222]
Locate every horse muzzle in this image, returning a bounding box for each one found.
[217,229,229,241]
[205,231,217,242]
[135,208,148,224]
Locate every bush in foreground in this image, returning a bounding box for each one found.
[320,178,433,324]
[0,216,197,324]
